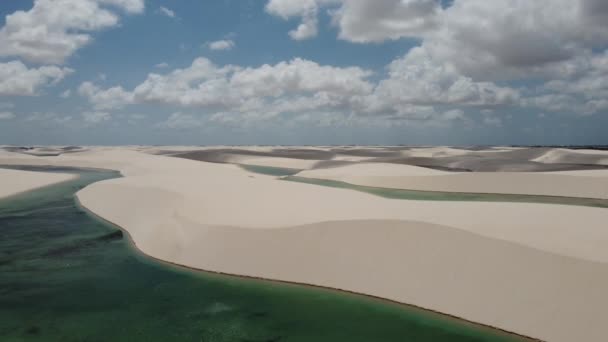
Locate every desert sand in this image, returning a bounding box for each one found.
[296,162,608,199]
[0,167,76,199]
[2,145,608,341]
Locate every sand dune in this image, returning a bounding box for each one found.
[533,148,608,165]
[128,219,608,342]
[297,162,608,199]
[3,146,608,341]
[0,168,76,199]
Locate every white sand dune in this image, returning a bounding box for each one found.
[533,148,608,165]
[124,219,608,342]
[401,146,516,158]
[228,155,320,169]
[0,168,76,199]
[297,162,608,199]
[3,146,608,341]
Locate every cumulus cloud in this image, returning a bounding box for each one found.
[265,0,439,41]
[265,0,335,40]
[265,1,608,80]
[332,0,440,43]
[266,0,608,120]
[371,47,519,112]
[78,81,134,109]
[79,54,519,125]
[0,0,145,64]
[207,39,236,51]
[416,0,608,80]
[124,57,373,113]
[0,61,73,96]
[523,51,608,115]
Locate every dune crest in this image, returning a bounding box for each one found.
[0,168,77,199]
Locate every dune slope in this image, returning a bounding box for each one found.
[0,168,76,199]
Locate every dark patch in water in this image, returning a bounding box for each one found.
[24,326,40,335]
[95,230,123,242]
[44,230,123,257]
[248,311,268,319]
[241,337,282,342]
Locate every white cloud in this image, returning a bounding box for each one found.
[80,54,523,125]
[25,112,73,124]
[78,81,134,109]
[332,0,440,43]
[208,39,236,51]
[409,0,608,80]
[82,111,111,124]
[286,7,319,40]
[524,51,608,115]
[98,0,144,13]
[370,47,519,113]
[155,62,169,68]
[125,57,373,112]
[0,0,145,64]
[0,111,15,120]
[0,60,73,96]
[442,109,466,121]
[543,52,608,97]
[157,112,205,129]
[60,89,72,98]
[158,6,176,18]
[265,1,608,81]
[265,0,334,40]
[265,0,608,120]
[265,0,439,41]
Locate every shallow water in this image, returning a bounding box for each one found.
[239,164,608,208]
[284,176,608,208]
[239,164,302,176]
[0,166,529,341]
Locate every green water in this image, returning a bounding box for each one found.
[0,166,530,342]
[239,164,302,176]
[284,176,608,208]
[239,164,608,208]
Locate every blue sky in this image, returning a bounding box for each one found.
[0,0,607,146]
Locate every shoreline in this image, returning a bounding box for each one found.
[284,175,608,206]
[0,166,79,200]
[75,196,541,342]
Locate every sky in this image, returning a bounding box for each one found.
[0,0,607,146]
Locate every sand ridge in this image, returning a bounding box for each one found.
[297,163,608,199]
[0,168,77,199]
